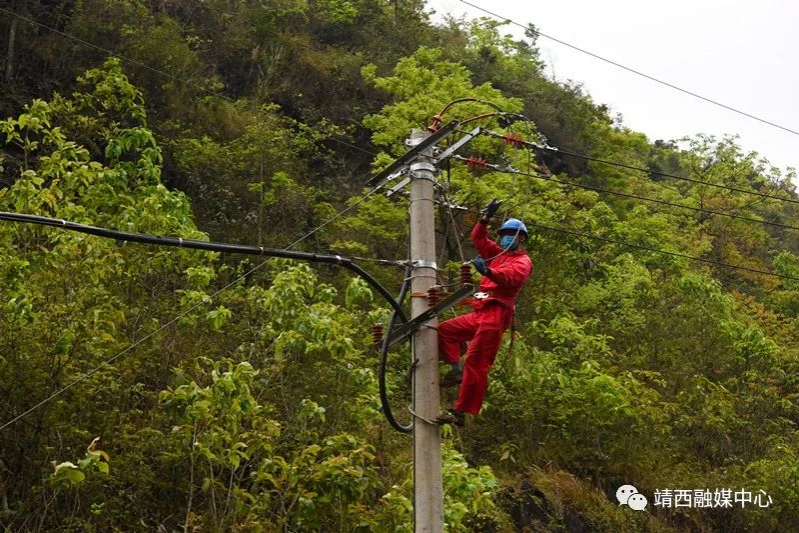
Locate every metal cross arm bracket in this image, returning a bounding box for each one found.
[384,283,474,348]
[434,126,483,164]
[385,176,412,198]
[365,120,461,189]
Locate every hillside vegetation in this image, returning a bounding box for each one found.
[2,2,799,531]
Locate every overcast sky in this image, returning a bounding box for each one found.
[426,0,799,178]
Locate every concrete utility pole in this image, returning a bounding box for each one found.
[407,129,443,533]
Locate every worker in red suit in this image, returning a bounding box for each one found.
[437,199,533,426]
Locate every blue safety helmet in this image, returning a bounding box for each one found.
[499,218,528,238]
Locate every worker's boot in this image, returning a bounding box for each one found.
[436,409,465,427]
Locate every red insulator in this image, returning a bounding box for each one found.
[461,263,473,286]
[426,114,444,133]
[427,287,439,307]
[503,132,524,147]
[373,323,384,345]
[466,156,487,170]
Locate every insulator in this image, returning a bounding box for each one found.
[426,114,444,133]
[466,156,487,170]
[503,132,524,147]
[427,286,439,307]
[460,263,473,286]
[373,323,384,345]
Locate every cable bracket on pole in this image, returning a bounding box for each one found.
[384,283,474,348]
[413,259,438,269]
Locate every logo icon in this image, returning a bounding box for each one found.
[616,484,648,511]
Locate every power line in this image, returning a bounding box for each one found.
[456,157,799,234]
[482,130,799,207]
[449,181,799,283]
[0,6,207,92]
[459,0,799,138]
[526,219,799,282]
[548,144,799,206]
[284,126,799,282]
[286,183,384,249]
[328,132,799,280]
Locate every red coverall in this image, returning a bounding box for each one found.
[438,220,533,414]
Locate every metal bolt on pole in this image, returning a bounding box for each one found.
[407,129,444,533]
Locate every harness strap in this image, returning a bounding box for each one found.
[497,313,516,369]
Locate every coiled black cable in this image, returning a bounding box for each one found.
[378,259,413,433]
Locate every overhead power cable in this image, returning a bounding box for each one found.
[547,144,799,206]
[450,179,799,283]
[454,155,799,234]
[0,211,405,315]
[525,219,799,282]
[459,0,799,138]
[0,7,204,90]
[324,121,798,280]
[482,130,799,207]
[286,183,384,249]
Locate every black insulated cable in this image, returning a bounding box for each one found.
[378,259,414,434]
[0,211,408,321]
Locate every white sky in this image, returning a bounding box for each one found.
[425,0,799,178]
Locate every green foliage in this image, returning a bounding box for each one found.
[362,46,523,152]
[4,6,799,532]
[377,446,500,532]
[50,438,111,489]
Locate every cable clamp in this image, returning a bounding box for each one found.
[61,219,67,226]
[178,237,183,246]
[412,259,437,269]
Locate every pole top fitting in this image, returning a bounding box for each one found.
[410,161,435,175]
[406,128,430,146]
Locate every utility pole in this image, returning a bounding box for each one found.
[365,120,463,532]
[407,129,443,533]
